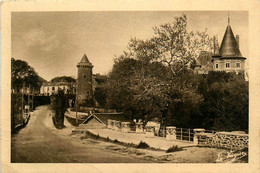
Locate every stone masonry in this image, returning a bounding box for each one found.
[76,54,93,105]
[195,131,248,150]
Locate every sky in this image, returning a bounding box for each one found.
[11,11,248,81]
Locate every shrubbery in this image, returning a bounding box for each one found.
[136,141,150,149]
[166,145,183,153]
[50,90,69,129]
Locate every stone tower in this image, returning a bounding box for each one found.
[76,54,93,105]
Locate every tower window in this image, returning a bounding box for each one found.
[226,62,230,68]
[236,62,240,68]
[215,63,219,69]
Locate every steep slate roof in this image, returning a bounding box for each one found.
[80,54,91,63]
[219,24,243,58]
[83,113,134,125]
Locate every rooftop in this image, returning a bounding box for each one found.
[215,16,246,59]
[219,25,242,58]
[80,54,91,63]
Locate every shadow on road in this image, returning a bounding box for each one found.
[11,115,31,135]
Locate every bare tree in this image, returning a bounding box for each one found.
[152,14,213,78]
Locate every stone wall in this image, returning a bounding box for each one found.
[196,132,248,150]
[213,58,246,73]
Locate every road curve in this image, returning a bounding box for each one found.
[11,105,150,163]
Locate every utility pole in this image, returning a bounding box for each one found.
[76,98,78,125]
[21,82,25,115]
[28,84,30,111]
[75,79,78,126]
[31,87,34,110]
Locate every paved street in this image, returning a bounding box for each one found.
[11,105,150,163]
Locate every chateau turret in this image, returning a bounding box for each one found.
[212,15,246,73]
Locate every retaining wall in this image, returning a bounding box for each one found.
[196,132,248,150]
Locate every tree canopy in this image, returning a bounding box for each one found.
[11,58,46,92]
[198,72,248,131]
[88,14,248,131]
[50,89,69,129]
[50,76,76,83]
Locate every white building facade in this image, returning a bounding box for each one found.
[40,83,76,96]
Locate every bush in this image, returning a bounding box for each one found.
[50,90,69,129]
[136,141,150,149]
[84,131,101,140]
[113,139,119,143]
[166,145,183,153]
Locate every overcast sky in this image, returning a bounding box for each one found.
[11,11,248,81]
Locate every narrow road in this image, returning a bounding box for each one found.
[11,105,150,163]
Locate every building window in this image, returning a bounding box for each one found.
[52,87,55,90]
[236,62,241,68]
[215,63,219,69]
[226,62,230,68]
[84,75,86,78]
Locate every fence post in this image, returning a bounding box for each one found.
[166,126,176,140]
[188,129,191,141]
[193,128,205,145]
[180,128,182,140]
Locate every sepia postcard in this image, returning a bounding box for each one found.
[1,0,260,172]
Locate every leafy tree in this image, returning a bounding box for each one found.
[104,14,212,127]
[103,13,248,132]
[50,89,69,129]
[165,71,203,128]
[11,58,45,92]
[105,57,137,111]
[11,93,23,132]
[126,14,212,124]
[50,76,76,83]
[94,87,107,107]
[199,71,248,131]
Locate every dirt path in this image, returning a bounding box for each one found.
[11,105,151,163]
[11,105,229,163]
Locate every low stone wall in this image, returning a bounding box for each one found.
[196,132,248,150]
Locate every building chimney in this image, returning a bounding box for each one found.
[236,35,239,49]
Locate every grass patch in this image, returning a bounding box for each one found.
[136,141,150,149]
[166,145,183,153]
[82,131,163,151]
[83,131,101,140]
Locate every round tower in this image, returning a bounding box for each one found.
[76,54,94,106]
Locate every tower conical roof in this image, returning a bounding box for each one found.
[219,25,242,58]
[80,54,91,63]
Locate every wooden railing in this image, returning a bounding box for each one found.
[176,128,194,141]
